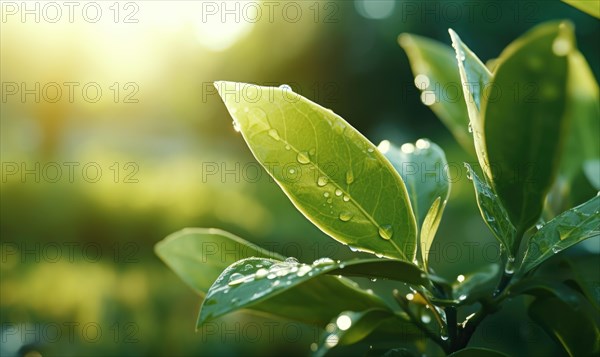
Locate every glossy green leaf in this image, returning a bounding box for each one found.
[313,309,403,357]
[520,194,600,275]
[482,22,574,233]
[215,81,417,261]
[561,51,600,183]
[529,297,600,356]
[378,139,450,268]
[448,29,493,180]
[198,257,417,326]
[154,228,284,295]
[508,279,581,308]
[452,264,500,305]
[464,164,516,254]
[447,348,508,357]
[562,0,600,18]
[328,259,428,285]
[398,34,473,154]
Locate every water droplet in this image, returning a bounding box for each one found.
[272,280,280,286]
[456,50,466,62]
[401,143,415,154]
[552,37,571,56]
[346,170,354,185]
[458,294,467,301]
[285,144,291,150]
[297,265,311,277]
[370,278,377,282]
[324,192,330,198]
[378,224,393,240]
[232,120,241,132]
[325,334,339,348]
[327,199,332,204]
[377,140,391,154]
[415,139,430,149]
[228,273,246,286]
[552,246,561,253]
[367,148,374,153]
[312,257,335,266]
[457,274,465,283]
[268,129,280,141]
[414,74,431,89]
[243,264,253,271]
[504,256,516,275]
[288,168,296,174]
[297,151,310,164]
[441,334,449,341]
[468,122,473,133]
[285,257,299,264]
[336,315,352,331]
[317,176,328,187]
[420,91,436,106]
[349,246,358,252]
[255,268,268,279]
[339,212,353,222]
[421,314,432,324]
[267,273,277,279]
[375,253,384,258]
[536,223,544,230]
[279,84,292,91]
[334,189,343,197]
[343,195,350,202]
[406,293,415,301]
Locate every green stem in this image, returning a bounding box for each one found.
[445,306,458,350]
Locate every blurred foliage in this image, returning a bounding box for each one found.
[1,1,598,356]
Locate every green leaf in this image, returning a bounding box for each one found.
[482,22,574,233]
[154,228,284,295]
[378,139,450,268]
[198,257,419,326]
[562,0,600,18]
[447,348,508,357]
[509,279,581,308]
[215,81,417,261]
[448,29,493,180]
[313,309,405,357]
[398,34,473,155]
[464,164,516,254]
[520,194,600,275]
[529,297,600,356]
[328,259,428,285]
[452,263,500,305]
[561,51,600,183]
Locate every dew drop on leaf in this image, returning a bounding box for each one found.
[378,224,393,240]
[343,195,350,202]
[268,129,280,141]
[336,315,352,331]
[317,176,328,187]
[255,268,268,279]
[335,189,343,197]
[279,84,292,91]
[285,257,299,264]
[339,212,353,222]
[458,294,467,301]
[297,151,310,164]
[312,257,335,266]
[344,170,354,185]
[232,120,241,132]
[325,334,339,348]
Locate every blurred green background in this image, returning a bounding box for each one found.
[1,1,598,356]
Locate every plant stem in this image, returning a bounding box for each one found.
[445,306,457,350]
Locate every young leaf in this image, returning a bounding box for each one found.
[198,257,424,326]
[215,81,417,261]
[154,228,284,295]
[448,29,493,180]
[529,297,600,356]
[561,0,600,18]
[378,139,450,268]
[520,194,600,275]
[508,279,581,308]
[398,34,473,154]
[313,309,403,357]
[482,22,574,233]
[464,164,516,254]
